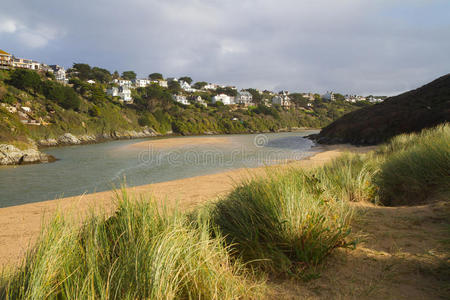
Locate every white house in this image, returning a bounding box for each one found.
[13,57,40,70]
[179,80,197,93]
[203,83,218,90]
[133,79,151,88]
[87,79,96,84]
[322,91,336,101]
[113,79,132,88]
[236,91,254,106]
[212,94,235,105]
[158,80,168,88]
[49,65,67,83]
[367,96,383,103]
[0,49,12,69]
[173,94,190,105]
[107,87,119,97]
[194,96,207,107]
[272,91,291,108]
[119,86,132,102]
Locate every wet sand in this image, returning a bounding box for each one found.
[126,136,232,149]
[0,144,375,267]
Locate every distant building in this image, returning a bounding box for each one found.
[113,79,132,88]
[194,96,207,107]
[272,91,291,108]
[13,57,40,70]
[179,80,197,93]
[49,65,67,83]
[133,79,151,88]
[158,80,168,88]
[0,49,12,69]
[203,83,218,90]
[173,94,190,105]
[87,79,96,84]
[119,86,132,102]
[344,94,367,103]
[236,90,254,106]
[322,91,335,101]
[106,87,119,97]
[367,96,383,103]
[212,94,235,105]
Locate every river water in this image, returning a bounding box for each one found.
[0,131,318,208]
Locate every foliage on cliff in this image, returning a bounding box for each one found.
[0,68,367,145]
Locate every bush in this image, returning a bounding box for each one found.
[2,191,262,299]
[8,69,41,92]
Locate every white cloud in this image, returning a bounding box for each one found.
[0,18,18,33]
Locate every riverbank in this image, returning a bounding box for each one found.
[0,144,371,267]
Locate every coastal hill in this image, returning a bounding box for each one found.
[312,74,450,145]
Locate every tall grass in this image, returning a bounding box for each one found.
[2,191,262,299]
[375,123,450,205]
[209,168,356,275]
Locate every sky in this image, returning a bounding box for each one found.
[1,0,449,96]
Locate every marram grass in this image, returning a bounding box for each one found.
[1,191,263,300]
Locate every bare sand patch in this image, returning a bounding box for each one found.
[126,136,232,150]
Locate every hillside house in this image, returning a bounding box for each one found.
[50,65,67,83]
[119,86,132,102]
[272,91,291,108]
[322,91,336,101]
[173,94,190,105]
[236,91,254,106]
[107,87,119,97]
[194,96,207,107]
[133,79,151,88]
[0,49,12,69]
[212,94,235,105]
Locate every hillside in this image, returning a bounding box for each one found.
[0,67,366,150]
[312,74,450,145]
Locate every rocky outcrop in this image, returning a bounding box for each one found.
[37,128,160,147]
[0,144,55,165]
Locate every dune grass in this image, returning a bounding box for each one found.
[1,191,263,300]
[375,123,450,205]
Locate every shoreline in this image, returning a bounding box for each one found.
[0,144,374,267]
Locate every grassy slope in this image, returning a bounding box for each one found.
[316,74,450,145]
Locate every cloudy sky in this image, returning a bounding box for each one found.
[1,0,449,95]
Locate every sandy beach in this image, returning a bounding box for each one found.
[0,143,375,267]
[126,136,232,149]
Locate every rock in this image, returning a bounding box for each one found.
[58,133,80,145]
[0,144,55,165]
[38,138,58,147]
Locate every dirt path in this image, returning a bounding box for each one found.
[267,200,450,299]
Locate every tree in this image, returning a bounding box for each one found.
[192,81,207,89]
[178,76,193,84]
[149,73,163,80]
[72,63,91,81]
[122,71,136,80]
[243,88,262,104]
[9,69,42,92]
[113,70,120,79]
[168,80,181,93]
[91,67,112,83]
[216,86,237,97]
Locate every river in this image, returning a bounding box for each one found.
[0,131,318,208]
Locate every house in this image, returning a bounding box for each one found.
[21,106,31,113]
[87,79,96,84]
[119,86,132,102]
[322,91,336,101]
[49,65,67,83]
[203,83,218,90]
[272,91,291,108]
[212,94,235,105]
[179,80,197,93]
[173,94,190,105]
[0,49,12,69]
[236,90,254,106]
[302,93,315,101]
[158,80,168,88]
[194,96,207,107]
[133,79,151,88]
[113,79,132,88]
[12,57,40,70]
[106,87,119,97]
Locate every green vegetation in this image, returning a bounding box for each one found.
[0,66,369,146]
[1,124,448,298]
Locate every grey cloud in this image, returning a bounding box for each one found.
[1,0,449,95]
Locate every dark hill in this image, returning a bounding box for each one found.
[313,74,450,145]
